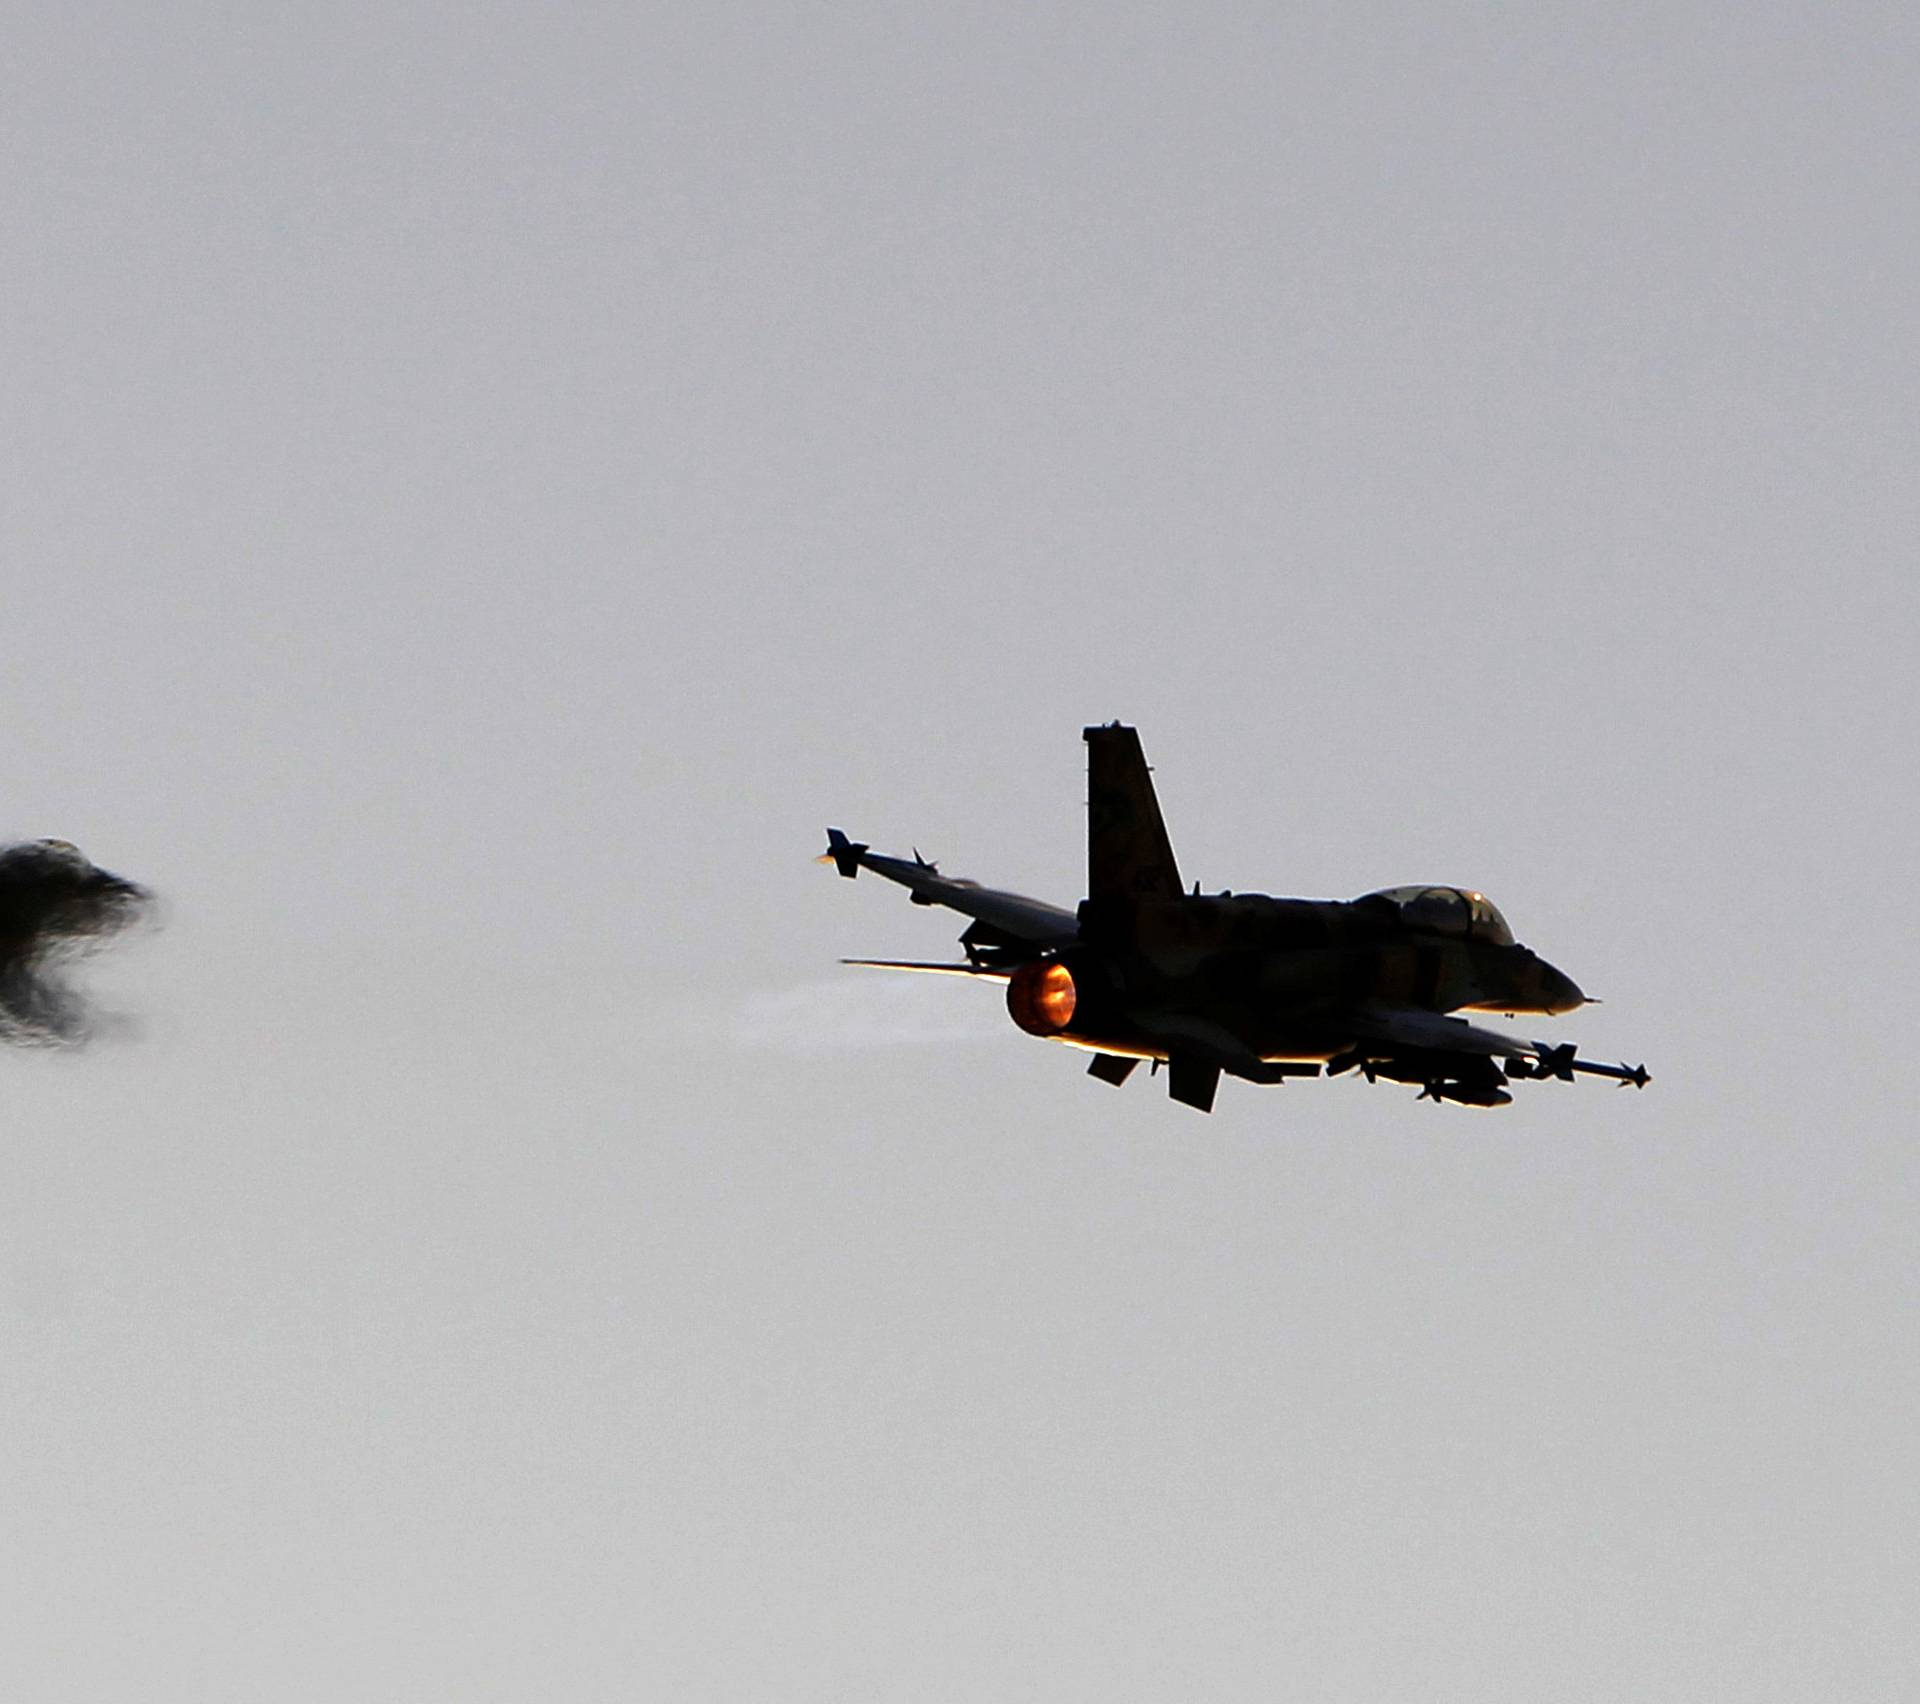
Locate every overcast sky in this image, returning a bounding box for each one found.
[4,3,1917,1698]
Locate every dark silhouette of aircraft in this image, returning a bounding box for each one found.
[0,839,150,1046]
[822,724,1647,1113]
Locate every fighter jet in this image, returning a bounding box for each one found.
[821,724,1647,1113]
[0,838,150,1046]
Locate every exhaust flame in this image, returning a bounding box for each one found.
[1007,959,1076,1036]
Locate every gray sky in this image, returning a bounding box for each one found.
[4,3,1917,1698]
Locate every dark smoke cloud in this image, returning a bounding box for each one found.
[0,840,152,1046]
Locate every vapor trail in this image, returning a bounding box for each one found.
[735,974,1007,1057]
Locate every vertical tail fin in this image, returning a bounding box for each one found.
[1084,724,1182,901]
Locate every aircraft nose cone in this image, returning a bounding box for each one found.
[1539,963,1587,1014]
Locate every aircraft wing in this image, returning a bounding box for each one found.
[1329,1004,1650,1090]
[1333,1004,1538,1060]
[819,829,1080,949]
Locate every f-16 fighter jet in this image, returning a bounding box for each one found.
[0,838,150,1046]
[822,725,1648,1113]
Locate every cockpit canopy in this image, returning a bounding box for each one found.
[1357,885,1515,946]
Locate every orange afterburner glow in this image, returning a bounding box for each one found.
[1007,959,1077,1035]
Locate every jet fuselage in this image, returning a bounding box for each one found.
[1010,889,1586,1065]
